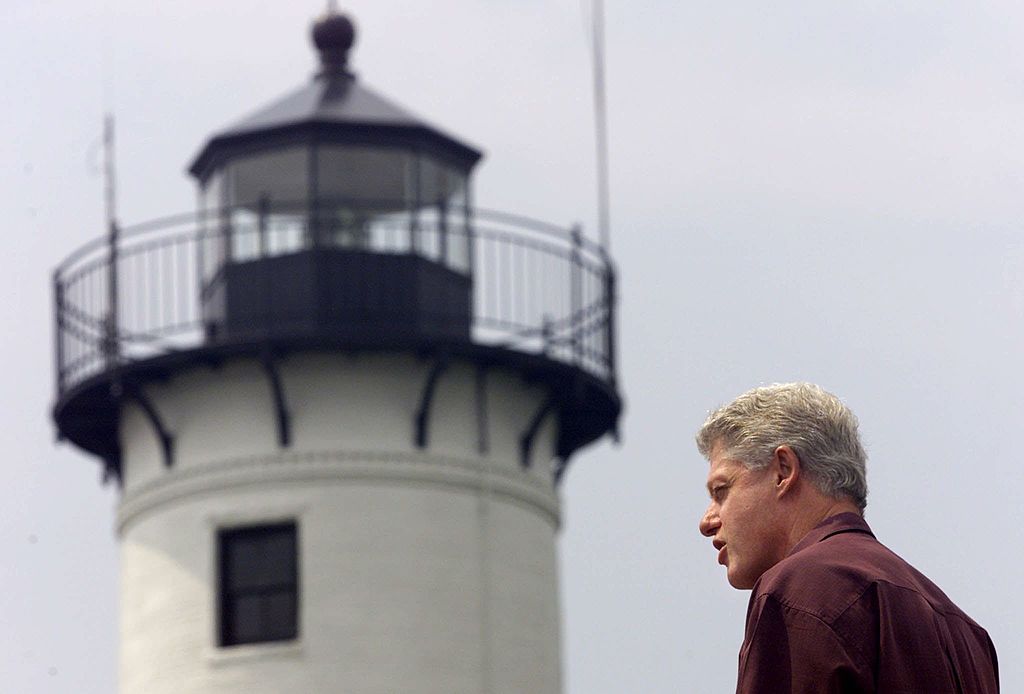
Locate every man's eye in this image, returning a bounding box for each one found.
[712,486,728,502]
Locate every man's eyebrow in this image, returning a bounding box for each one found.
[706,475,728,495]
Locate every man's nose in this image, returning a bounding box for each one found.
[699,505,720,537]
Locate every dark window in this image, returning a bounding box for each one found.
[218,522,298,646]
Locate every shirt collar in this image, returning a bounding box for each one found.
[786,512,875,558]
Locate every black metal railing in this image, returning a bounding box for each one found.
[54,201,617,397]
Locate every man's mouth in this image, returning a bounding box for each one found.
[713,539,727,565]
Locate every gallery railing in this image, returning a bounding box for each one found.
[54,201,617,397]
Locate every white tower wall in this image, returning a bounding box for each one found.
[116,353,562,694]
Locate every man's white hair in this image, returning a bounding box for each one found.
[695,382,868,511]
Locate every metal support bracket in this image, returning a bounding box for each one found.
[124,382,174,469]
[553,456,570,485]
[101,449,123,487]
[414,353,451,449]
[261,347,291,448]
[520,398,556,469]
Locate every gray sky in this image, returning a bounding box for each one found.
[4,1,1023,692]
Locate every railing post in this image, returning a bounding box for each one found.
[53,271,65,397]
[220,203,231,271]
[309,196,321,250]
[258,194,270,257]
[410,151,424,257]
[603,252,617,388]
[197,205,207,303]
[438,198,448,265]
[104,219,120,369]
[570,224,583,367]
[464,201,475,278]
[308,141,320,250]
[542,314,553,357]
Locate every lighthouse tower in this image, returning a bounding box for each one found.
[52,10,620,694]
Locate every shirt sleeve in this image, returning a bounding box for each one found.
[737,594,873,694]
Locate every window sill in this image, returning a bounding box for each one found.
[206,640,303,668]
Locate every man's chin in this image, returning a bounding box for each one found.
[726,567,756,590]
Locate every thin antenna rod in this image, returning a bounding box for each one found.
[104,114,117,229]
[591,0,611,251]
[104,114,121,368]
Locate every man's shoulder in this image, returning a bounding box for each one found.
[753,527,962,626]
[753,529,881,622]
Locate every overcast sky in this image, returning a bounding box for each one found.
[3,1,1023,692]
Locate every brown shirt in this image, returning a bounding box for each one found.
[738,513,999,693]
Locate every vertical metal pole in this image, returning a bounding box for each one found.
[592,0,612,251]
[103,114,121,371]
[570,225,582,367]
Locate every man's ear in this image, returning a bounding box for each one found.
[772,445,800,497]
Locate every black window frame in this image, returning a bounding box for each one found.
[217,521,299,647]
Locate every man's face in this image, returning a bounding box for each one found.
[699,444,789,589]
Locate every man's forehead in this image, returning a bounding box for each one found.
[705,451,744,485]
[707,442,741,469]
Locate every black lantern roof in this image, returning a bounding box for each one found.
[188,9,482,181]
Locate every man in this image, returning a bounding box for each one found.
[696,383,998,693]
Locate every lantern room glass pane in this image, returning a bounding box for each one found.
[446,170,470,273]
[224,147,310,262]
[419,156,470,273]
[316,145,415,253]
[199,171,227,287]
[199,145,474,278]
[227,147,309,207]
[317,145,413,205]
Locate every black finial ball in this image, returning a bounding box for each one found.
[312,10,356,72]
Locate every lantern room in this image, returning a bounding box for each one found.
[188,11,481,343]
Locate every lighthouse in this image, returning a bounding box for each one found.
[52,9,620,694]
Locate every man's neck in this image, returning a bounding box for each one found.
[785,497,862,554]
